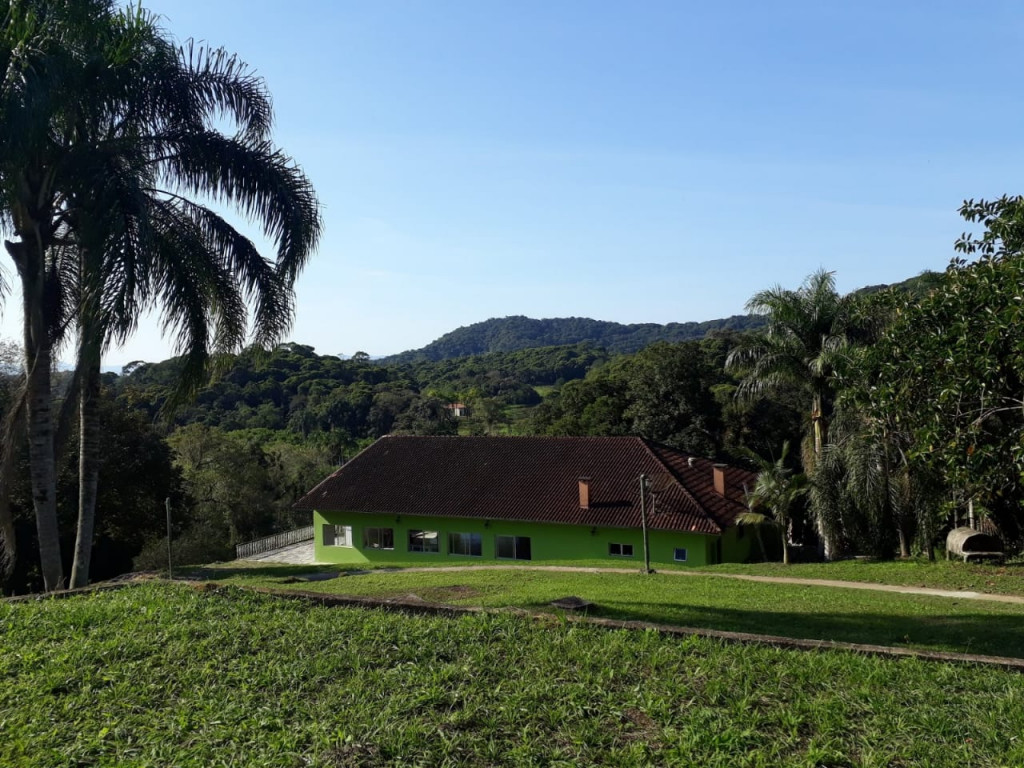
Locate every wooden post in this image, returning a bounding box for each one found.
[165,497,173,579]
[640,474,651,574]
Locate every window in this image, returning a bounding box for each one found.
[448,532,482,557]
[608,542,634,557]
[323,524,352,547]
[673,547,688,562]
[408,529,439,553]
[496,535,532,561]
[363,527,394,550]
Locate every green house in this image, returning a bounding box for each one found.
[294,435,756,568]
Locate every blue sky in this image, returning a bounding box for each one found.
[15,1,1024,365]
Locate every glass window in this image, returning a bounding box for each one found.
[608,542,634,557]
[495,535,531,561]
[363,527,394,550]
[408,529,439,553]
[448,532,482,557]
[674,547,688,562]
[323,524,352,547]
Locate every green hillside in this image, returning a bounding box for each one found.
[377,271,942,364]
[378,314,764,363]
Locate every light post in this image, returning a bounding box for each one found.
[165,497,173,579]
[639,474,652,573]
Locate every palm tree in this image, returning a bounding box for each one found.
[738,442,806,565]
[726,269,852,557]
[0,0,120,590]
[816,359,946,561]
[0,2,320,589]
[62,42,320,587]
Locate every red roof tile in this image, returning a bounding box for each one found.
[294,436,756,535]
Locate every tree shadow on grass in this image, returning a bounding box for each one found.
[180,563,348,580]
[534,600,1024,659]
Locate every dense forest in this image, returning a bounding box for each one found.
[378,314,766,363]
[377,272,944,365]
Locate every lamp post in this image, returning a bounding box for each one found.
[639,474,651,574]
[165,497,173,579]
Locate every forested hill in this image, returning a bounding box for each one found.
[380,272,943,364]
[378,314,765,364]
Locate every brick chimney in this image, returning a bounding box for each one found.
[713,465,727,497]
[578,477,591,509]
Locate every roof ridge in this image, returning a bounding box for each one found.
[638,439,722,534]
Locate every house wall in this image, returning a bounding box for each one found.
[313,510,751,567]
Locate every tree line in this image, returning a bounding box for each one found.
[379,314,766,363]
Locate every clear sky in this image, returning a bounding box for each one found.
[9,1,1024,366]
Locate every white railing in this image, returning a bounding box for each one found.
[235,525,314,560]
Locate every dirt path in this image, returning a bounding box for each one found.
[351,564,1024,605]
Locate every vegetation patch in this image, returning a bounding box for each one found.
[4,582,1024,767]
[418,584,483,602]
[205,566,1024,659]
[708,558,1024,597]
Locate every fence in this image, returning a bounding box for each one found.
[235,525,314,560]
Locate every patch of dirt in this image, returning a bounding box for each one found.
[419,584,482,602]
[325,741,383,768]
[617,708,663,748]
[278,572,340,584]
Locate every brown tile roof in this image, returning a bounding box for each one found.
[294,436,756,535]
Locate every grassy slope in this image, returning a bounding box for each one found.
[206,566,1024,659]
[3,583,1024,767]
[223,556,1024,596]
[708,559,1024,597]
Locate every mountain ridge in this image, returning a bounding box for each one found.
[376,271,943,365]
[377,314,764,364]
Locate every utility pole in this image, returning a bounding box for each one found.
[639,474,651,573]
[165,497,173,579]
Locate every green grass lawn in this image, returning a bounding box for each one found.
[204,564,1024,659]
[3,582,1024,767]
[708,558,1024,597]
[223,555,1024,596]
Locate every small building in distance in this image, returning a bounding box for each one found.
[444,402,471,418]
[295,435,756,568]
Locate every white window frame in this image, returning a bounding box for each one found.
[673,547,688,562]
[363,527,395,550]
[323,524,353,548]
[408,529,440,554]
[608,542,634,557]
[448,532,482,557]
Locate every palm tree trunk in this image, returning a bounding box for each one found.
[781,527,789,565]
[70,348,101,588]
[810,392,834,561]
[14,237,63,591]
[812,394,824,457]
[0,395,27,593]
[897,528,910,559]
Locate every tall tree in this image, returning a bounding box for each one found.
[63,42,320,587]
[726,270,853,556]
[0,0,127,590]
[0,1,320,589]
[738,442,806,565]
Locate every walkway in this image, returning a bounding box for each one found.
[238,546,1024,605]
[241,541,319,565]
